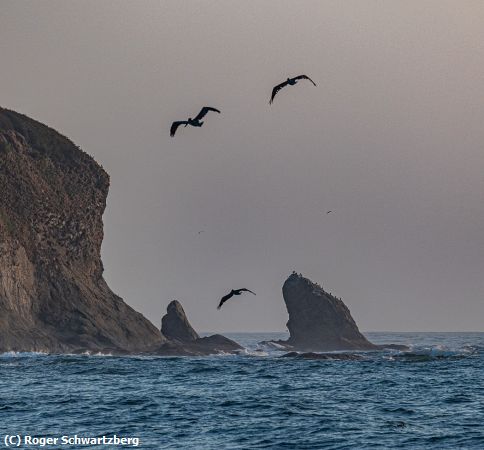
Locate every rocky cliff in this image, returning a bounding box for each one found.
[0,107,164,353]
[278,273,377,351]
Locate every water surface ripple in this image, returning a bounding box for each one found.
[1,332,483,449]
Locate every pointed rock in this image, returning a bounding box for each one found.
[280,272,377,351]
[157,300,243,355]
[161,300,199,342]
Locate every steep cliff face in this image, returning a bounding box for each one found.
[281,273,377,351]
[0,107,164,353]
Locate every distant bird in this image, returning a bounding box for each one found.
[269,75,317,104]
[217,288,256,309]
[170,106,221,137]
[326,210,332,214]
[197,230,204,235]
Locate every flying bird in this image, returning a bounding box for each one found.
[170,106,220,137]
[217,288,256,310]
[326,210,332,214]
[269,75,317,104]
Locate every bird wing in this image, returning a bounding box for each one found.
[269,80,289,104]
[293,75,317,86]
[217,292,234,309]
[170,121,188,137]
[194,107,221,121]
[238,288,256,295]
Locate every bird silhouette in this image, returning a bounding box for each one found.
[217,288,256,309]
[170,106,220,137]
[269,75,316,104]
[326,210,332,214]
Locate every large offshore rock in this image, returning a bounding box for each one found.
[277,272,377,351]
[0,107,165,353]
[161,300,199,342]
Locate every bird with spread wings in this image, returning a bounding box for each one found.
[217,288,256,310]
[269,75,317,104]
[170,106,221,137]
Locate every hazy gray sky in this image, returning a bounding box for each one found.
[1,1,483,332]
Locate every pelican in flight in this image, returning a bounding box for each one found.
[170,106,221,137]
[269,75,317,104]
[217,288,256,310]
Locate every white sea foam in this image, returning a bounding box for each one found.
[394,344,477,359]
[0,351,48,358]
[238,348,269,357]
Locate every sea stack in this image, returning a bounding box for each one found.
[279,272,377,351]
[157,300,243,355]
[0,107,164,353]
[161,300,199,342]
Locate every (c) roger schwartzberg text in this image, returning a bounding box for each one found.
[3,434,140,447]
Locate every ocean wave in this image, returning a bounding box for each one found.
[80,351,115,357]
[0,351,48,358]
[186,365,222,374]
[1,332,482,450]
[392,344,478,361]
[238,348,269,357]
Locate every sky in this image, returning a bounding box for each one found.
[1,1,483,332]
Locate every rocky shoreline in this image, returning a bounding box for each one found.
[0,108,406,356]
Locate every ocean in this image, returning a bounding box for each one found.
[1,332,482,449]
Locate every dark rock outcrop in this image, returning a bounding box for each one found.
[281,351,363,360]
[157,301,243,355]
[155,334,243,356]
[0,107,165,353]
[161,300,199,342]
[273,273,377,351]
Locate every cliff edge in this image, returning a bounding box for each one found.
[0,107,164,353]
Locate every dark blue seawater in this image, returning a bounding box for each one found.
[1,332,483,449]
